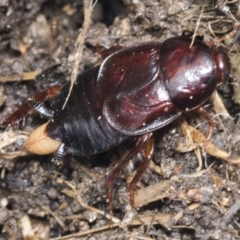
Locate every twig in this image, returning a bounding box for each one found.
[0,71,41,82]
[62,181,121,224]
[62,0,94,109]
[49,214,173,240]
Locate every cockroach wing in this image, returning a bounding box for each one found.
[103,75,182,135]
[97,42,162,101]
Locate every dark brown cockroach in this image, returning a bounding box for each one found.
[2,32,239,216]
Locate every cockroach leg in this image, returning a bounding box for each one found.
[2,102,32,127]
[1,84,62,126]
[107,133,152,220]
[129,133,154,208]
[27,98,53,118]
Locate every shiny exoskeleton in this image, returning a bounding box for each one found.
[20,36,231,158]
[3,35,232,215]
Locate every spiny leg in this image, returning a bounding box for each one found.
[107,133,152,220]
[129,133,154,208]
[2,84,61,126]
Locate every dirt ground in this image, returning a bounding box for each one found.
[1,0,240,239]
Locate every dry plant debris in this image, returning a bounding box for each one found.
[1,0,240,239]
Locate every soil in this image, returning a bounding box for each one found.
[1,0,240,239]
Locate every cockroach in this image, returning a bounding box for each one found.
[2,32,239,217]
